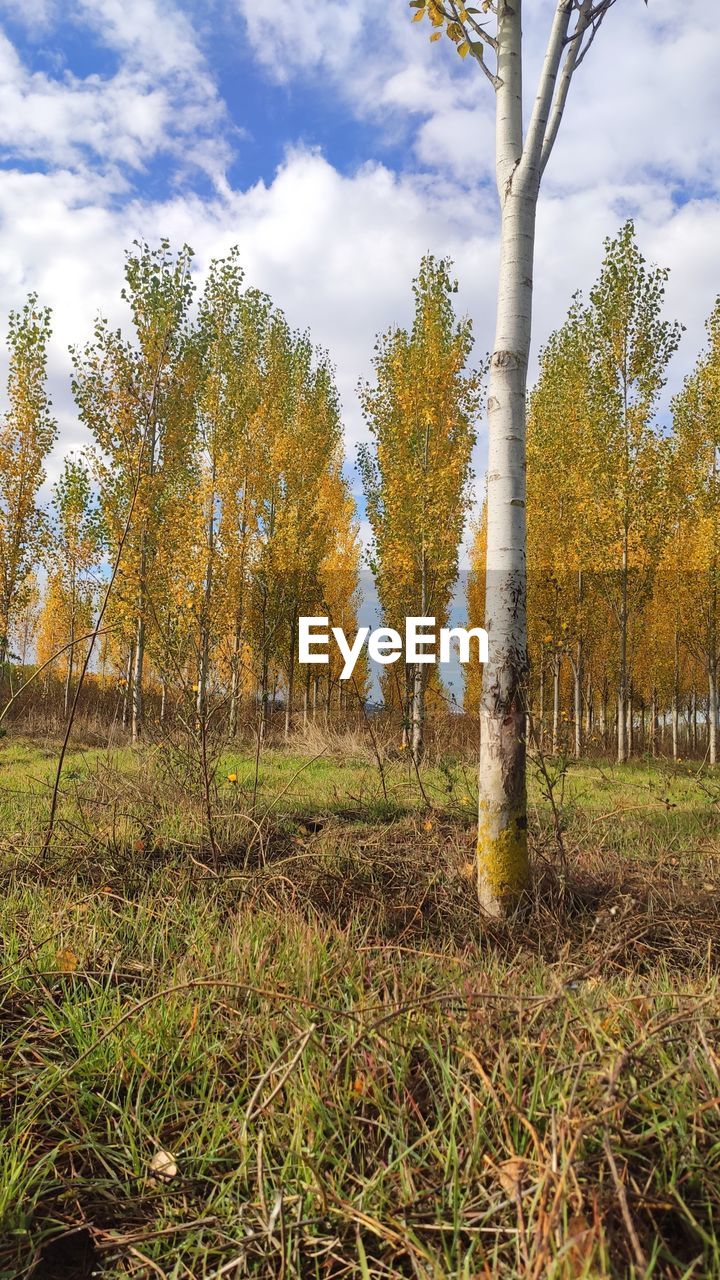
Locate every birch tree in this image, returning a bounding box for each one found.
[411,0,643,913]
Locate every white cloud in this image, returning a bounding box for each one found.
[0,0,718,530]
[0,0,229,184]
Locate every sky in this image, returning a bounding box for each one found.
[0,0,719,561]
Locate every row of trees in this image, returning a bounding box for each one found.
[1,243,364,740]
[1,249,487,759]
[1,227,718,767]
[468,222,720,765]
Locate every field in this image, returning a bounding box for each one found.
[0,735,719,1280]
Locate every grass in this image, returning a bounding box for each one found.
[0,732,719,1278]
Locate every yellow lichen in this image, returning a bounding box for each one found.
[476,805,529,914]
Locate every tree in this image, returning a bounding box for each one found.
[50,455,103,714]
[73,241,196,741]
[526,304,597,760]
[412,0,639,913]
[0,295,57,671]
[672,298,720,765]
[359,255,480,760]
[583,222,680,762]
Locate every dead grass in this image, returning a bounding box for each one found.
[0,739,719,1278]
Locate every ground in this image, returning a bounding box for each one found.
[0,734,719,1278]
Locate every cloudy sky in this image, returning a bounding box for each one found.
[0,0,718,532]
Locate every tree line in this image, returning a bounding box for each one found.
[0,226,718,766]
[468,221,719,766]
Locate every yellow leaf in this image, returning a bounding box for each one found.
[430,30,442,41]
[412,7,425,19]
[56,948,78,974]
[458,39,470,57]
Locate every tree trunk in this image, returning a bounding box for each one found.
[584,675,592,740]
[132,614,144,743]
[538,645,545,752]
[196,466,216,728]
[617,539,628,763]
[672,629,679,762]
[284,609,296,740]
[122,643,134,730]
[573,639,582,760]
[551,651,561,755]
[477,39,534,911]
[411,664,426,763]
[709,661,718,766]
[411,546,428,763]
[64,564,76,719]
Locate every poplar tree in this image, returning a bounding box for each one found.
[672,298,720,765]
[0,296,57,670]
[73,241,196,741]
[49,455,103,714]
[359,255,480,761]
[584,222,681,762]
[411,0,643,913]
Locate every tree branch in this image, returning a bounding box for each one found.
[518,0,573,190]
[539,0,618,176]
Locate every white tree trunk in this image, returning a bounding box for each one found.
[477,3,533,914]
[473,0,584,912]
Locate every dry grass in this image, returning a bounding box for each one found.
[0,738,719,1278]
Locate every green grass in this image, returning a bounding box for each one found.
[1,735,719,1278]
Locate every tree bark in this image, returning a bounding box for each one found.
[477,1,533,914]
[474,0,580,912]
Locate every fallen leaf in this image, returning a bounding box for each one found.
[566,1211,596,1274]
[149,1149,178,1181]
[56,948,78,974]
[494,1156,528,1199]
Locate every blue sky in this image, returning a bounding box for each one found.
[0,0,719,561]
